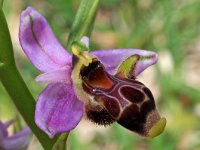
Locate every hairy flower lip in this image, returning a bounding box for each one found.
[19,6,163,138]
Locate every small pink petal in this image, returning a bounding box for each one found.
[36,66,72,83]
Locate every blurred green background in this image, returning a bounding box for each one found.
[1,0,200,149]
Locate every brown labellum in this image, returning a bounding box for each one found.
[80,59,164,137]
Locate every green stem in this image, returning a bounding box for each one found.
[0,9,57,150]
[67,0,99,51]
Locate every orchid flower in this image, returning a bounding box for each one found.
[0,120,32,150]
[19,7,166,139]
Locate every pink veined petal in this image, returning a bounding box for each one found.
[91,49,158,76]
[19,6,71,72]
[35,65,72,83]
[35,83,84,138]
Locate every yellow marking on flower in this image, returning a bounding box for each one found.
[71,44,97,104]
[148,117,166,138]
[72,45,92,66]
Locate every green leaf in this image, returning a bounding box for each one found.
[117,55,140,78]
[67,0,99,51]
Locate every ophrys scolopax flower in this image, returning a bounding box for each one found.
[19,7,166,139]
